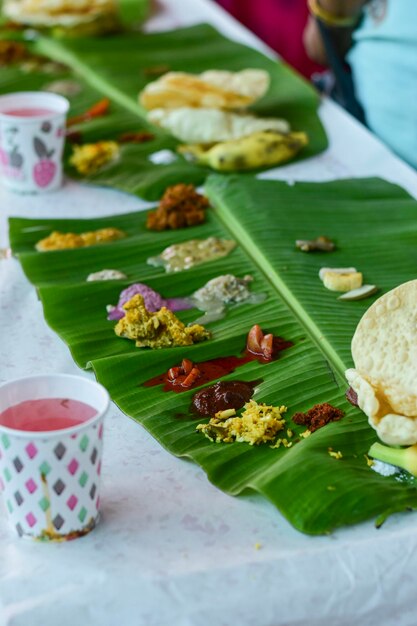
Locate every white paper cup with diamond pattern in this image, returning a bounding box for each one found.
[0,91,69,194]
[0,374,109,541]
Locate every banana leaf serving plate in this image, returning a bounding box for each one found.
[1,23,327,199]
[8,175,417,534]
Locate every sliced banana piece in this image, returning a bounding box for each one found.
[321,269,363,292]
[319,267,357,281]
[338,284,378,301]
[178,130,308,172]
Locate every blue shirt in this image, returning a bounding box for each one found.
[348,0,417,168]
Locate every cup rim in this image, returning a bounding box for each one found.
[0,91,70,121]
[0,373,110,438]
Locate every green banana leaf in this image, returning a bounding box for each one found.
[1,24,327,199]
[204,175,417,370]
[8,176,417,534]
[117,0,149,28]
[29,23,327,199]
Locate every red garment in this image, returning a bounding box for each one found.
[216,0,323,78]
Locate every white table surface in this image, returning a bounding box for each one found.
[1,2,417,625]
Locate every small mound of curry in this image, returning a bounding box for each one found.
[146,183,209,231]
[114,294,210,348]
[36,227,125,251]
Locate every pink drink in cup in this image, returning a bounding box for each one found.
[2,108,58,117]
[0,398,97,432]
[0,91,69,193]
[0,374,109,541]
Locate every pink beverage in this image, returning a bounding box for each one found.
[0,398,97,432]
[3,108,56,117]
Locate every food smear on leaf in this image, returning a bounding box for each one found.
[67,98,110,127]
[0,40,67,72]
[345,279,417,446]
[146,183,209,231]
[44,79,82,97]
[23,58,67,74]
[192,380,257,417]
[295,236,335,252]
[114,294,210,349]
[87,269,127,282]
[143,64,171,77]
[193,274,259,303]
[147,237,236,273]
[0,40,28,66]
[118,131,155,144]
[65,129,83,144]
[144,326,292,391]
[107,283,193,321]
[69,140,119,175]
[191,274,266,325]
[35,227,125,251]
[196,400,287,445]
[292,403,344,433]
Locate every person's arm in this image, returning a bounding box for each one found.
[318,0,365,18]
[303,0,367,65]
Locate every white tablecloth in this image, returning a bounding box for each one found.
[1,2,417,625]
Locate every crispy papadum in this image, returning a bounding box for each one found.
[139,69,269,111]
[346,279,417,445]
[147,107,289,143]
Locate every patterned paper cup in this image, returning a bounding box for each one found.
[0,91,69,193]
[0,374,109,541]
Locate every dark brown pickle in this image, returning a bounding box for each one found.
[292,403,344,432]
[191,380,257,417]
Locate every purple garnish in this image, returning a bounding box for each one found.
[107,283,193,320]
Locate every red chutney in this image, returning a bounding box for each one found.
[143,331,293,393]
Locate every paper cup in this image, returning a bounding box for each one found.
[0,91,69,193]
[0,374,109,541]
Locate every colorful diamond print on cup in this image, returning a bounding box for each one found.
[0,374,109,540]
[0,420,104,540]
